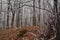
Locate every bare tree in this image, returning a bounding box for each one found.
[33,0,36,26]
[11,1,15,28]
[7,0,11,29]
[0,0,2,29]
[16,0,20,27]
[53,0,60,40]
[38,0,40,26]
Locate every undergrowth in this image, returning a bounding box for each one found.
[17,29,27,40]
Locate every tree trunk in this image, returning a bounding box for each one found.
[7,0,10,29]
[16,0,20,27]
[38,0,40,26]
[54,0,59,40]
[11,1,16,28]
[33,0,36,26]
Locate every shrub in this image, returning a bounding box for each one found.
[17,29,27,39]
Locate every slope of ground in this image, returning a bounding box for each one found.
[0,26,55,40]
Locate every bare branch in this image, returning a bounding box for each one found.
[19,4,53,14]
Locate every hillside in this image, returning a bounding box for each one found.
[0,26,55,40]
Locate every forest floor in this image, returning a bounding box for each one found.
[0,26,55,40]
[0,26,41,40]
